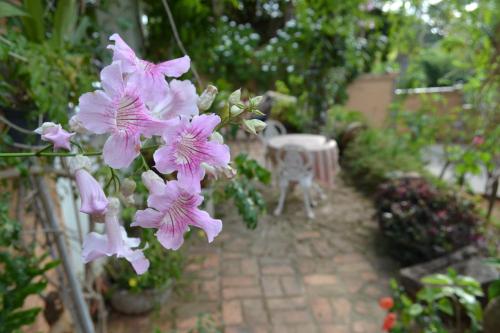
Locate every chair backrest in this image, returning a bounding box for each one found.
[260,120,287,143]
[276,144,313,181]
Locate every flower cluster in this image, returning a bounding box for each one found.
[379,297,396,331]
[34,34,257,275]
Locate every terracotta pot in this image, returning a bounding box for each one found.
[110,285,172,315]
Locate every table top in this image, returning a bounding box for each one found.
[268,134,337,152]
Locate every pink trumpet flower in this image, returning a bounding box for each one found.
[153,114,230,189]
[133,172,222,250]
[82,198,150,275]
[34,122,74,151]
[77,61,169,168]
[150,79,199,120]
[69,155,109,215]
[108,33,190,104]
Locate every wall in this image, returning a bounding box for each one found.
[345,74,464,127]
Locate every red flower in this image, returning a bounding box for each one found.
[382,312,397,331]
[379,297,394,310]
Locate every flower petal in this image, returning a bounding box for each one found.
[100,61,125,98]
[124,249,150,275]
[75,169,109,215]
[156,55,191,77]
[132,208,164,228]
[103,132,141,169]
[82,232,109,263]
[205,141,231,167]
[108,33,138,73]
[153,146,177,174]
[156,223,188,250]
[191,114,221,137]
[152,80,198,120]
[191,209,222,243]
[77,91,115,134]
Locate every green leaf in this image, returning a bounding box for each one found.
[408,303,423,316]
[51,0,77,48]
[488,280,500,300]
[437,298,453,316]
[0,1,28,17]
[421,274,453,286]
[20,0,45,43]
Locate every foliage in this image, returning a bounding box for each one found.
[322,105,366,142]
[385,270,484,333]
[341,128,422,193]
[105,228,184,292]
[0,0,96,149]
[0,194,58,332]
[375,177,482,265]
[215,154,270,229]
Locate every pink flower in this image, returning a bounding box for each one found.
[472,135,484,146]
[108,33,190,104]
[34,122,74,150]
[153,114,230,189]
[69,156,109,215]
[150,79,199,120]
[77,61,168,168]
[132,173,222,250]
[82,198,149,275]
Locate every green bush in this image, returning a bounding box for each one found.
[342,129,423,193]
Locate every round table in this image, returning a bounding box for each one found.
[267,134,339,189]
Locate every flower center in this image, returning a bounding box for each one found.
[115,94,146,132]
[175,131,199,164]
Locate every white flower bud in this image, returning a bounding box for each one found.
[68,155,92,174]
[34,122,57,135]
[250,96,263,106]
[210,131,224,144]
[222,165,237,179]
[197,85,218,111]
[243,119,267,135]
[121,178,136,197]
[228,88,241,105]
[230,104,244,117]
[201,162,217,179]
[106,197,121,218]
[141,170,164,194]
[69,115,88,134]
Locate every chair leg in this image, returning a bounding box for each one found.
[302,188,315,220]
[274,180,288,216]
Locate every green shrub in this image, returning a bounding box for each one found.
[342,129,423,193]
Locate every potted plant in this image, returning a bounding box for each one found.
[105,228,184,315]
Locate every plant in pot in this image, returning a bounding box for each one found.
[105,228,184,315]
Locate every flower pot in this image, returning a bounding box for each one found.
[110,285,172,315]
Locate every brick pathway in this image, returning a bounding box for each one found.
[108,141,399,333]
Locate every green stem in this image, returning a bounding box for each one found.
[0,151,102,158]
[35,144,53,156]
[140,153,150,171]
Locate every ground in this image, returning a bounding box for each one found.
[108,140,399,333]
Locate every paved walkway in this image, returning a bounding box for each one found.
[108,141,398,333]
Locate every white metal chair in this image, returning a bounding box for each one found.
[259,120,287,169]
[273,144,315,219]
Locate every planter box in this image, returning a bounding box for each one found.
[400,246,499,298]
[110,285,172,315]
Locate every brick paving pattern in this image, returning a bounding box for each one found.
[108,140,398,333]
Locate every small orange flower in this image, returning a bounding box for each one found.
[382,312,397,331]
[379,297,394,310]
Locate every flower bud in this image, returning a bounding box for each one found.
[197,85,218,111]
[210,131,224,144]
[243,119,267,135]
[250,95,263,106]
[121,178,136,197]
[69,115,88,134]
[141,170,165,195]
[228,88,241,105]
[230,104,244,117]
[35,122,75,151]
